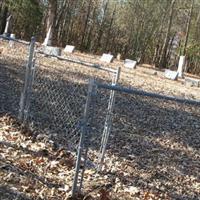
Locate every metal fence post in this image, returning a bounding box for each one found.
[72,79,96,197]
[23,47,36,123]
[19,37,36,121]
[98,67,120,171]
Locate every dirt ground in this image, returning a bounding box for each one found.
[0,41,200,200]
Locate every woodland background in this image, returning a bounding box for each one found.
[0,0,200,75]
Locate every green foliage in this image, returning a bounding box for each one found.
[186,43,200,74]
[7,0,43,39]
[1,0,200,75]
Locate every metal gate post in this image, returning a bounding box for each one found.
[72,79,97,197]
[19,37,36,121]
[23,45,36,123]
[98,67,120,171]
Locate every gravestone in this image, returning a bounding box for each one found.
[177,56,185,78]
[9,34,15,48]
[100,53,114,63]
[116,53,121,61]
[3,15,12,36]
[124,59,137,69]
[165,69,178,80]
[64,45,75,53]
[43,46,61,56]
[43,25,52,46]
[185,77,200,87]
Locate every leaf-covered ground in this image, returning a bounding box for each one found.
[0,41,200,200]
[0,113,200,200]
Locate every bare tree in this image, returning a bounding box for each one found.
[158,0,176,68]
[182,0,194,55]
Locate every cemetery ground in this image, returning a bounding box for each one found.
[0,42,200,200]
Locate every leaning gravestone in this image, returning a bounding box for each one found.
[185,77,200,87]
[43,46,61,56]
[3,15,12,37]
[100,53,114,63]
[165,69,178,80]
[124,59,137,69]
[64,45,75,53]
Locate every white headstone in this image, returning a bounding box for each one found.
[10,33,15,38]
[177,56,185,78]
[100,53,114,63]
[124,59,137,69]
[4,15,12,36]
[9,33,15,48]
[116,53,121,60]
[43,46,61,56]
[64,45,75,53]
[43,25,52,46]
[165,69,178,80]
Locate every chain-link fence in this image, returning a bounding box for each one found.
[2,35,199,199]
[25,48,119,151]
[0,36,30,117]
[0,35,121,197]
[73,80,200,199]
[0,35,119,151]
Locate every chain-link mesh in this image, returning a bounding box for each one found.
[27,52,117,151]
[81,82,200,199]
[0,38,29,117]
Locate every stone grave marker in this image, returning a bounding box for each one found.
[9,34,15,48]
[177,56,185,78]
[165,69,178,80]
[43,46,61,57]
[43,25,52,46]
[124,59,137,69]
[100,53,114,63]
[64,45,75,53]
[116,53,121,60]
[3,15,12,37]
[185,77,200,87]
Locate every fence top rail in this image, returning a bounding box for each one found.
[96,82,200,106]
[0,35,30,46]
[36,49,118,74]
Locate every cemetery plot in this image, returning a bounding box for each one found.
[1,41,200,200]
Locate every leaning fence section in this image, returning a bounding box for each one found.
[0,36,30,117]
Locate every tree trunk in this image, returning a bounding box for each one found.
[158,0,175,68]
[182,0,194,55]
[0,4,8,34]
[94,0,109,52]
[104,3,116,52]
[80,0,92,50]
